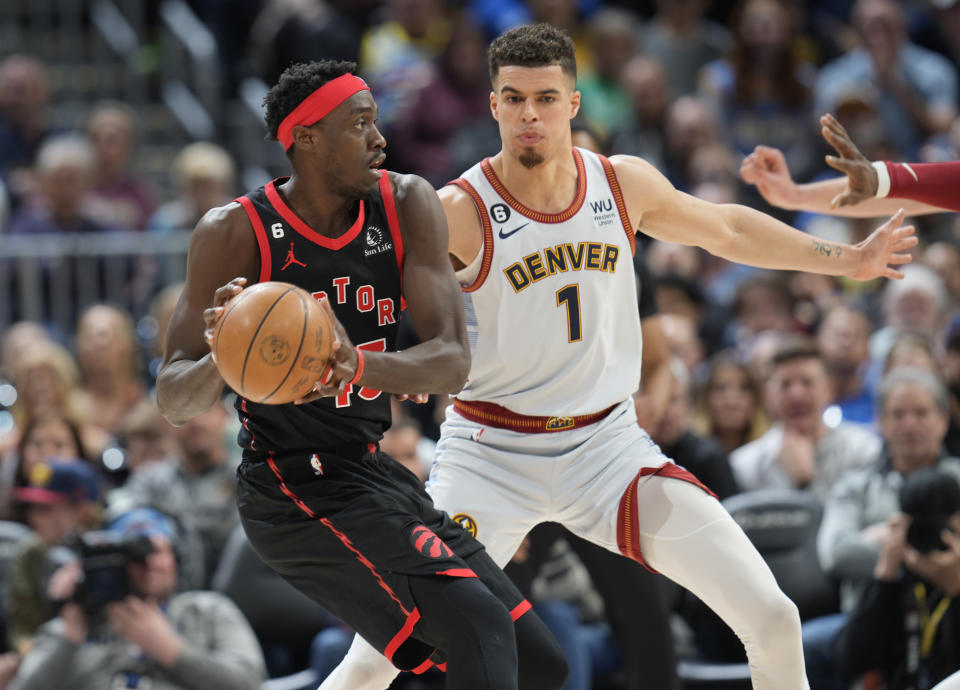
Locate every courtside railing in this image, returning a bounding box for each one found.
[0,229,192,334]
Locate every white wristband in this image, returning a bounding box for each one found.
[873,161,891,198]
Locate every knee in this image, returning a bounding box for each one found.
[516,611,570,690]
[754,589,801,642]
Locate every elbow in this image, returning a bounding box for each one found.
[155,381,188,427]
[442,346,471,394]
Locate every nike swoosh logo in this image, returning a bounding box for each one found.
[498,222,529,239]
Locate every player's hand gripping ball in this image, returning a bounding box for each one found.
[211,281,334,404]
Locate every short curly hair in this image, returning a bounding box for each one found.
[262,60,357,143]
[488,23,577,86]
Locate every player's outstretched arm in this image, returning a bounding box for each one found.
[156,205,258,425]
[739,115,948,217]
[346,173,470,396]
[614,155,918,281]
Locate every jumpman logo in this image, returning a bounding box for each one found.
[281,242,306,271]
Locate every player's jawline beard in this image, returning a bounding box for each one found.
[519,149,545,169]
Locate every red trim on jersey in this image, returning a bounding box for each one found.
[449,179,494,293]
[378,171,405,279]
[453,398,616,433]
[598,155,636,255]
[235,196,272,282]
[434,568,478,578]
[383,608,421,667]
[411,658,435,675]
[480,149,587,223]
[884,160,960,212]
[510,599,532,621]
[617,462,718,572]
[265,179,366,250]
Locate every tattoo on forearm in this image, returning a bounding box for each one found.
[813,240,842,258]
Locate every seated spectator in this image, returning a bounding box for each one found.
[923,240,960,306]
[809,367,960,689]
[83,102,157,232]
[693,350,769,455]
[659,313,706,375]
[119,398,235,587]
[74,305,148,453]
[142,282,185,387]
[388,12,493,186]
[836,469,960,689]
[248,0,363,86]
[0,55,54,200]
[149,144,235,234]
[640,0,730,98]
[577,8,638,138]
[660,95,717,190]
[5,341,84,444]
[7,460,101,656]
[731,337,881,502]
[4,136,123,329]
[814,0,958,160]
[610,55,669,171]
[871,264,948,370]
[884,332,937,375]
[816,302,876,427]
[0,323,48,383]
[9,506,266,690]
[645,358,739,499]
[6,136,108,237]
[1,412,93,522]
[728,272,799,349]
[358,0,450,132]
[699,0,817,187]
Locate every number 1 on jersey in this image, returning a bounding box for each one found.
[556,284,582,342]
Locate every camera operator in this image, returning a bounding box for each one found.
[9,507,265,690]
[837,469,960,689]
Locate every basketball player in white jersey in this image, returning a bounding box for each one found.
[321,23,917,690]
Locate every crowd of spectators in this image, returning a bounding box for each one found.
[2,0,960,688]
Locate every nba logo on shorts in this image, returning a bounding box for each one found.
[309,454,324,476]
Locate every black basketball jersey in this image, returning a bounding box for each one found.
[232,172,405,456]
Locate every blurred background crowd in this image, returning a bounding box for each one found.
[3,0,960,689]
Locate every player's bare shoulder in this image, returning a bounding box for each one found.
[188,200,259,282]
[608,154,675,221]
[438,182,483,267]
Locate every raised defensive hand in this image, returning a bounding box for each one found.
[850,209,917,281]
[821,113,879,208]
[739,145,798,209]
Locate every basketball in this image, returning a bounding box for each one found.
[211,281,335,404]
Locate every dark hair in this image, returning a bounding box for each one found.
[732,273,794,317]
[262,60,358,143]
[901,469,960,553]
[488,23,577,86]
[16,412,90,486]
[729,0,807,109]
[770,335,823,369]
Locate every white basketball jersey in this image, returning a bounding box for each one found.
[451,147,642,416]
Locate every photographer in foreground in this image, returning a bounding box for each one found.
[836,469,960,689]
[9,507,265,690]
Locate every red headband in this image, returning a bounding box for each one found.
[277,73,370,150]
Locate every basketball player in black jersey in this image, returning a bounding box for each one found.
[156,60,567,690]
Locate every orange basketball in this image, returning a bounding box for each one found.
[212,281,335,404]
